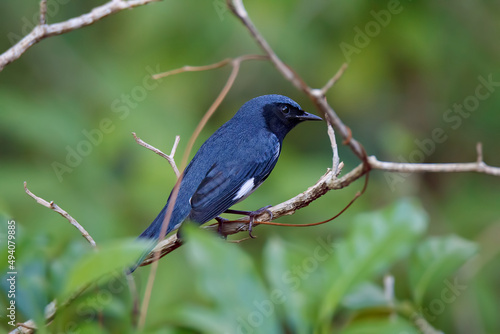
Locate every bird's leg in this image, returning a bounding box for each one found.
[215,216,228,239]
[224,205,273,238]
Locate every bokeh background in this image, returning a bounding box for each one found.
[1,0,499,333]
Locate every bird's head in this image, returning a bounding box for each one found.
[239,94,323,140]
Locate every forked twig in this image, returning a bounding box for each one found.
[133,133,181,178]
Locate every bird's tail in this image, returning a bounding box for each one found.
[138,203,177,240]
[127,204,179,273]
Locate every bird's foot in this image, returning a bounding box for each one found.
[224,206,274,238]
[246,205,273,239]
[215,216,229,239]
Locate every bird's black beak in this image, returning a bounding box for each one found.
[296,111,323,121]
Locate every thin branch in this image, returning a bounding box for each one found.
[368,155,500,176]
[16,183,96,333]
[9,301,56,334]
[152,55,268,80]
[24,182,97,247]
[11,323,36,334]
[320,63,348,95]
[476,142,483,164]
[0,0,161,71]
[327,123,341,175]
[133,132,181,178]
[39,0,48,25]
[152,58,232,80]
[227,0,368,163]
[228,236,253,243]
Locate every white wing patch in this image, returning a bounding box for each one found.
[233,178,255,201]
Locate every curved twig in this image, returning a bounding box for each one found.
[0,0,161,71]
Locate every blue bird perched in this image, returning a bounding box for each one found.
[136,94,322,260]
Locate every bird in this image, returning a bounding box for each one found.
[136,94,322,256]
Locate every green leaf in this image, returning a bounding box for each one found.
[317,199,428,330]
[263,237,319,334]
[409,235,478,305]
[11,259,50,328]
[60,238,149,300]
[179,225,281,334]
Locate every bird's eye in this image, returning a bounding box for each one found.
[281,105,290,114]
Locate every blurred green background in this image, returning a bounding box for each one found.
[1,0,499,333]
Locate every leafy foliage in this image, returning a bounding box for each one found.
[61,239,150,300]
[0,199,483,333]
[409,235,478,305]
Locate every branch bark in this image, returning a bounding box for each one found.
[0,0,161,71]
[24,182,97,248]
[368,144,500,175]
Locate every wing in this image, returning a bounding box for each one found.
[189,146,280,224]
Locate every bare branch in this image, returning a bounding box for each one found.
[170,136,180,157]
[327,123,341,175]
[152,55,268,80]
[39,0,48,25]
[10,301,56,334]
[476,142,483,164]
[368,155,500,176]
[24,182,97,247]
[11,322,36,334]
[0,0,161,71]
[320,63,348,95]
[133,132,181,178]
[227,0,368,163]
[152,58,232,80]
